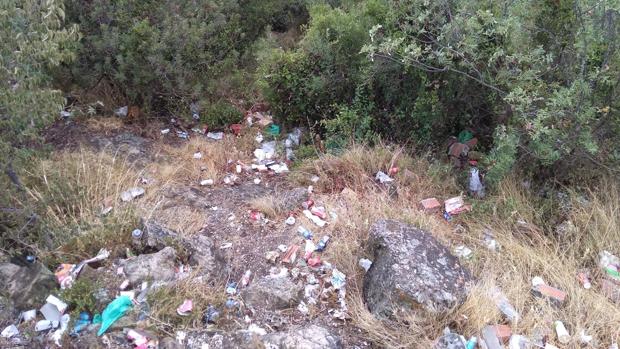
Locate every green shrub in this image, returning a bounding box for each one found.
[60,279,100,314]
[65,0,296,117]
[201,101,243,129]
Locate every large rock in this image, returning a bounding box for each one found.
[123,247,177,284]
[0,262,57,309]
[363,220,473,317]
[141,220,225,277]
[262,325,342,349]
[242,275,302,311]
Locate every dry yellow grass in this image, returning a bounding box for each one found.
[291,144,620,348]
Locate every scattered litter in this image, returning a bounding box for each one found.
[255,133,264,143]
[444,196,471,215]
[577,271,591,289]
[285,216,296,225]
[375,171,394,184]
[193,151,202,159]
[225,282,237,296]
[469,167,485,198]
[55,249,110,289]
[311,176,320,183]
[101,206,113,216]
[579,330,593,345]
[70,312,91,336]
[119,279,130,290]
[482,230,500,251]
[249,210,262,221]
[331,268,346,289]
[120,187,145,202]
[35,320,58,332]
[176,130,189,139]
[127,330,149,349]
[176,299,193,316]
[248,324,267,336]
[310,206,327,220]
[358,258,373,272]
[160,128,170,135]
[265,251,279,263]
[304,240,316,259]
[282,246,299,264]
[266,124,280,137]
[46,295,68,314]
[465,336,478,349]
[119,291,135,300]
[241,270,252,287]
[40,302,61,323]
[269,162,289,174]
[488,287,519,323]
[206,132,224,140]
[482,325,503,349]
[298,226,313,240]
[454,245,473,259]
[307,256,322,267]
[419,198,441,212]
[277,244,288,252]
[1,325,18,338]
[115,106,128,117]
[531,277,566,305]
[230,124,242,136]
[297,301,309,315]
[554,320,570,344]
[508,335,528,349]
[21,309,37,322]
[97,296,133,336]
[302,200,314,210]
[315,235,330,252]
[51,314,70,346]
[303,210,327,227]
[200,179,214,186]
[220,242,232,249]
[599,250,620,282]
[223,174,238,185]
[253,178,261,184]
[203,305,220,324]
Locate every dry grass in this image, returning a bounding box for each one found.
[290,144,620,348]
[8,149,141,261]
[148,276,226,330]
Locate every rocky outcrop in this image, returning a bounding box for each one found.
[262,325,342,349]
[0,262,57,309]
[363,220,473,317]
[123,247,177,284]
[141,220,225,276]
[242,275,302,311]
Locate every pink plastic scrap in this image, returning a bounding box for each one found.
[55,249,110,289]
[176,299,193,316]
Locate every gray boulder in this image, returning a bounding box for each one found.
[262,325,342,349]
[141,221,225,277]
[363,220,473,317]
[0,262,57,309]
[242,275,302,311]
[123,247,177,284]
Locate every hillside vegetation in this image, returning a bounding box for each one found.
[1,1,619,348]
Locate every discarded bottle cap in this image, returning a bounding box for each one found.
[131,229,143,239]
[26,255,36,263]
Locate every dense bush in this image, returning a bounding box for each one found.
[64,0,296,117]
[0,0,79,169]
[260,0,620,184]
